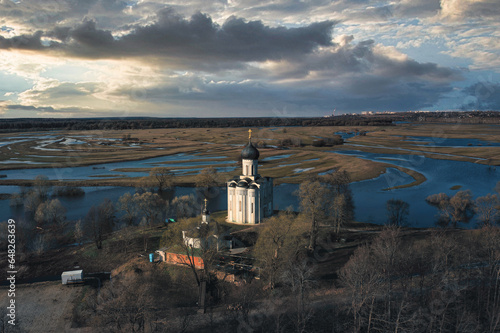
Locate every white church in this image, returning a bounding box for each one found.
[227,130,274,224]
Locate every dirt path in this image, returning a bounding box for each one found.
[0,281,89,333]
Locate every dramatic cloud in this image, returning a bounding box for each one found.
[111,37,460,115]
[0,102,104,117]
[0,31,44,50]
[460,81,500,110]
[0,104,56,112]
[440,0,500,21]
[0,0,497,117]
[2,9,335,70]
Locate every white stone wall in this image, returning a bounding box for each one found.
[242,159,258,176]
[182,231,201,249]
[247,188,259,224]
[228,187,235,221]
[236,187,247,223]
[226,156,273,224]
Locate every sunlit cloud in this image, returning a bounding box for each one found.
[0,0,498,117]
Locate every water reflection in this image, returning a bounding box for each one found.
[0,153,232,180]
[1,149,498,229]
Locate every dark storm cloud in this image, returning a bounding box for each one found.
[0,31,44,50]
[1,104,55,112]
[259,37,461,84]
[459,0,500,19]
[0,103,97,114]
[0,0,129,28]
[1,8,335,67]
[460,82,500,110]
[49,26,72,41]
[63,10,335,63]
[117,67,457,114]
[393,0,441,18]
[0,1,473,115]
[105,32,462,114]
[69,20,115,48]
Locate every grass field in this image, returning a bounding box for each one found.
[0,123,498,187]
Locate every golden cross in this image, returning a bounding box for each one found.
[204,198,207,206]
[248,129,252,139]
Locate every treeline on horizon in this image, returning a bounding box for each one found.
[393,110,500,124]
[0,110,498,131]
[0,116,392,132]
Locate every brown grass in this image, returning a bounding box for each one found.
[1,124,497,188]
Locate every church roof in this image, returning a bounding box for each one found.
[241,140,260,160]
[237,180,249,188]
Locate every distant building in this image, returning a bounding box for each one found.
[156,250,205,269]
[156,199,233,269]
[182,199,233,251]
[61,270,83,285]
[227,129,273,224]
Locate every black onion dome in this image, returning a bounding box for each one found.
[241,141,260,160]
[249,184,258,189]
[203,207,210,215]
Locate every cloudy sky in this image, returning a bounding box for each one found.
[0,0,499,118]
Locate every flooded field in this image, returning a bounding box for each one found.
[1,124,499,228]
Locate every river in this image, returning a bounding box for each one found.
[1,150,498,228]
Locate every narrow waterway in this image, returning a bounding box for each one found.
[1,150,498,228]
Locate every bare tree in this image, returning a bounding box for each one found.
[74,219,84,245]
[386,199,410,226]
[171,194,197,219]
[426,192,450,208]
[149,167,173,191]
[118,192,138,226]
[324,171,355,216]
[195,166,220,189]
[282,259,315,333]
[134,192,165,227]
[91,273,156,332]
[296,179,330,251]
[477,226,500,332]
[136,176,156,193]
[33,174,51,200]
[475,194,499,226]
[23,190,44,219]
[85,206,103,249]
[182,227,220,290]
[32,234,47,255]
[332,193,348,234]
[254,212,306,289]
[117,226,136,254]
[162,217,223,309]
[34,199,66,228]
[426,190,475,227]
[449,190,475,226]
[339,245,381,332]
[84,199,116,249]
